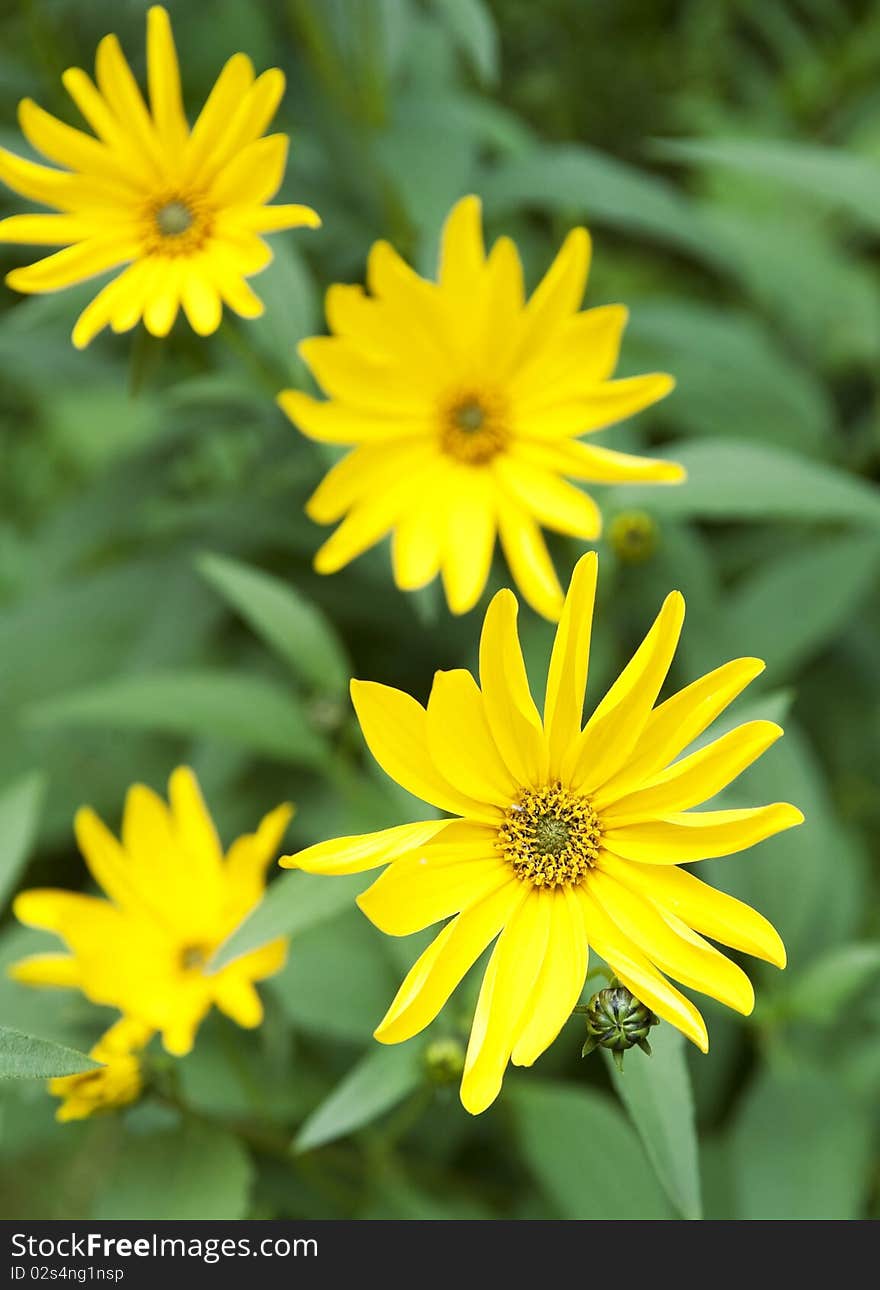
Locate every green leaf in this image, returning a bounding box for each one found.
[270,907,399,1044]
[610,439,880,527]
[294,1044,422,1153]
[435,0,499,85]
[625,302,832,453]
[509,1079,672,1219]
[656,136,880,234]
[724,532,880,681]
[781,943,880,1023]
[0,1025,98,1080]
[211,870,367,970]
[197,552,350,695]
[482,143,722,265]
[93,1120,253,1220]
[0,771,46,910]
[244,239,319,381]
[604,1025,702,1219]
[27,669,328,768]
[729,1066,873,1219]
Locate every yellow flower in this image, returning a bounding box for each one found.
[11,767,291,1056]
[49,1017,151,1123]
[282,553,803,1114]
[0,5,320,347]
[279,196,680,621]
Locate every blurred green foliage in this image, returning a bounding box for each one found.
[0,0,878,1220]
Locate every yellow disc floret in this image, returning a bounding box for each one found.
[497,783,601,888]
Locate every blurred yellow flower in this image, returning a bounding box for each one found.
[11,767,291,1056]
[279,196,679,620]
[49,1016,151,1123]
[0,5,320,347]
[283,553,802,1114]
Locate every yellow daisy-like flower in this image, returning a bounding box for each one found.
[282,553,803,1114]
[11,767,291,1056]
[279,196,680,621]
[49,1016,151,1123]
[0,5,320,347]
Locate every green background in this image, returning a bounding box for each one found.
[0,0,878,1220]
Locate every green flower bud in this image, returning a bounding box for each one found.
[424,1037,466,1085]
[609,510,659,564]
[580,982,659,1072]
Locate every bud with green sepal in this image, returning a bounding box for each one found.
[579,980,659,1072]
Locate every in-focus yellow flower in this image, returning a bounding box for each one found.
[11,767,291,1056]
[282,553,803,1114]
[0,5,320,347]
[49,1016,151,1123]
[279,196,679,621]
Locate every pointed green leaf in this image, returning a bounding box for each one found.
[0,771,46,909]
[27,670,328,767]
[0,1025,98,1080]
[294,1044,422,1153]
[605,1025,702,1219]
[198,552,349,695]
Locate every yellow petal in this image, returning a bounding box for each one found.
[71,262,147,348]
[375,878,525,1045]
[213,974,263,1028]
[73,806,146,913]
[509,304,628,398]
[306,441,432,524]
[603,803,805,864]
[62,67,133,155]
[511,885,588,1066]
[17,98,135,187]
[497,497,564,622]
[7,240,134,294]
[482,235,525,369]
[312,469,430,575]
[298,336,430,412]
[502,227,591,374]
[278,389,424,444]
[440,466,497,615]
[281,819,449,874]
[594,657,766,808]
[598,853,786,967]
[438,195,485,296]
[565,591,685,793]
[426,669,519,807]
[512,437,685,485]
[517,372,675,436]
[146,5,188,152]
[95,34,163,174]
[195,68,287,183]
[588,868,754,1015]
[245,203,321,233]
[183,53,255,179]
[180,266,222,336]
[358,854,511,935]
[7,953,81,988]
[142,258,183,337]
[478,588,546,787]
[216,269,264,319]
[602,721,784,825]
[578,886,708,1051]
[0,213,96,245]
[543,551,597,777]
[209,133,288,208]
[460,891,551,1114]
[225,802,294,907]
[168,767,224,880]
[392,494,445,591]
[494,456,602,539]
[349,680,497,820]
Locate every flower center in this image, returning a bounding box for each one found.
[155,200,194,237]
[440,391,508,464]
[180,944,210,971]
[144,194,213,256]
[497,784,601,889]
